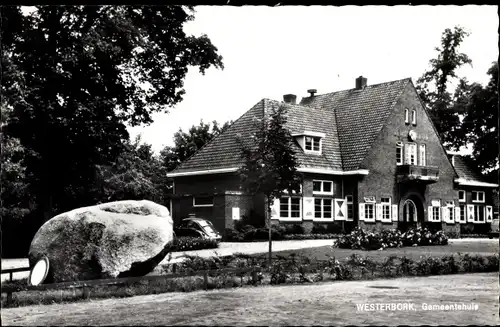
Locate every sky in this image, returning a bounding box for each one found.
[125,6,496,153]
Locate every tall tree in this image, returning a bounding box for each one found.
[160,119,232,172]
[238,104,302,265]
[458,61,498,174]
[416,26,472,147]
[96,135,168,204]
[1,6,224,222]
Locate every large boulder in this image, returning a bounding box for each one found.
[28,200,174,283]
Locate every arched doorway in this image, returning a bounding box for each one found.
[399,195,424,232]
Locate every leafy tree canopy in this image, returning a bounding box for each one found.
[416,26,472,147]
[1,5,224,219]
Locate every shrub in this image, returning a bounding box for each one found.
[283,224,305,235]
[172,237,219,252]
[335,227,448,250]
[312,224,328,234]
[223,228,244,242]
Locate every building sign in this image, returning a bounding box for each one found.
[364,196,376,203]
[303,197,314,220]
[232,207,240,220]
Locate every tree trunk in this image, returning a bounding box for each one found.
[267,196,272,267]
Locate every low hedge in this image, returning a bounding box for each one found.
[3,252,498,309]
[172,236,219,252]
[283,233,339,240]
[334,227,448,250]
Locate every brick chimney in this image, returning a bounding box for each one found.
[283,94,297,105]
[355,76,367,89]
[307,89,317,97]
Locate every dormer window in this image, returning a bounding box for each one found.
[292,131,325,155]
[305,136,321,152]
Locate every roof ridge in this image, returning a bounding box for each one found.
[352,78,411,170]
[308,77,412,99]
[169,99,265,174]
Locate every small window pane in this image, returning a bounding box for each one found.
[323,182,332,193]
[313,181,321,192]
[194,196,213,206]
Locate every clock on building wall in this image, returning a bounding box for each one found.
[408,130,417,141]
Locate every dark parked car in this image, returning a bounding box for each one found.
[174,217,222,242]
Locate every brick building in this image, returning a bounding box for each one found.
[167,77,498,235]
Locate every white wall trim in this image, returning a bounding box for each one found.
[298,167,369,175]
[291,131,326,138]
[167,167,239,177]
[455,178,498,188]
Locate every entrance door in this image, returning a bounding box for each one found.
[401,199,419,231]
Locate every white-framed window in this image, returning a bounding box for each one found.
[419,144,426,166]
[346,195,353,220]
[193,196,213,207]
[459,204,466,222]
[313,180,333,195]
[429,199,441,222]
[396,142,403,165]
[280,196,302,219]
[405,143,417,165]
[458,190,466,203]
[474,205,485,222]
[404,108,409,124]
[446,201,455,222]
[381,197,391,221]
[314,198,333,220]
[472,191,485,203]
[412,110,417,125]
[365,203,375,221]
[304,136,321,153]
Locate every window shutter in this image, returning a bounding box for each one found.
[454,207,461,223]
[271,198,280,220]
[467,204,475,223]
[486,206,493,222]
[303,197,314,221]
[442,207,450,224]
[359,203,365,221]
[391,204,398,222]
[335,199,346,221]
[427,206,433,222]
[376,203,383,221]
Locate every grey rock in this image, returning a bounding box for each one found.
[28,200,174,283]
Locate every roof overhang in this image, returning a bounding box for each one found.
[167,167,239,178]
[298,167,369,175]
[454,178,499,188]
[291,131,326,138]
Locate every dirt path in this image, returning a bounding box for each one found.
[3,273,498,326]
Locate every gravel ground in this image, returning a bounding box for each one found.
[2,273,498,326]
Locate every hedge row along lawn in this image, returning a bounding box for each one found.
[2,240,498,309]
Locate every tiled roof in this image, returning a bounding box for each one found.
[170,78,411,174]
[300,78,410,170]
[451,155,489,183]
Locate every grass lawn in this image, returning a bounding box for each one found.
[244,240,499,264]
[2,273,498,326]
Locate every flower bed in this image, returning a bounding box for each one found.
[334,227,448,250]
